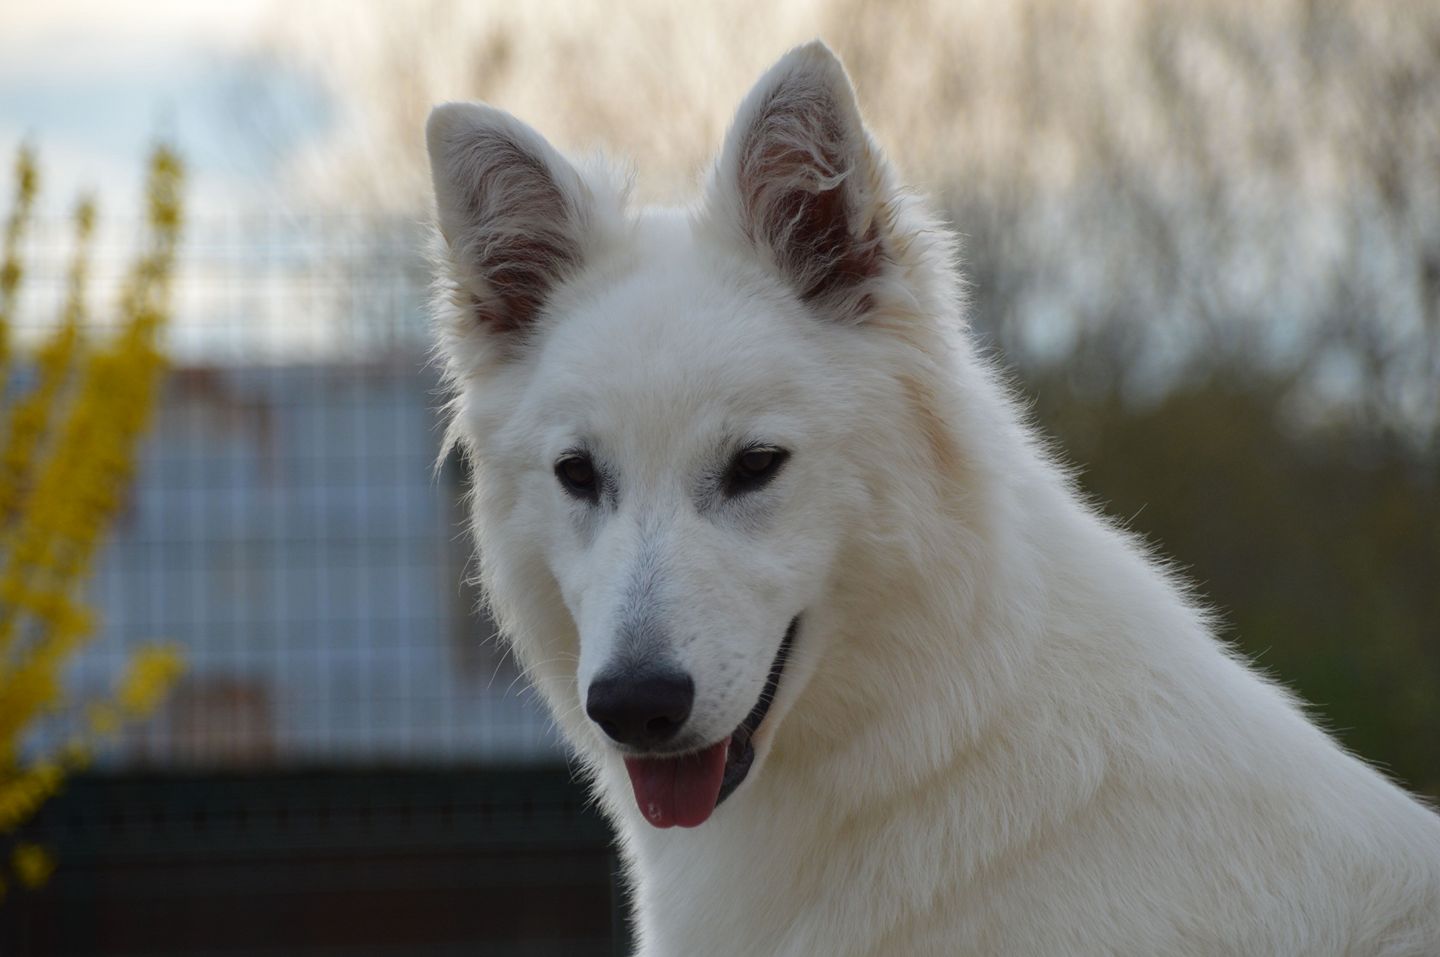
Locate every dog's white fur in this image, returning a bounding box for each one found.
[427,42,1440,956]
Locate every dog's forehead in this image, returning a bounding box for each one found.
[524,224,827,446]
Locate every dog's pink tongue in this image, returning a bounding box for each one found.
[623,741,729,829]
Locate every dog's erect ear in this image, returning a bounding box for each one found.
[427,103,592,339]
[710,42,891,321]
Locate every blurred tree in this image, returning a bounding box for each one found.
[1026,360,1440,796]
[260,0,1439,795]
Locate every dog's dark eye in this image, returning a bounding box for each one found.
[725,446,789,496]
[555,453,599,501]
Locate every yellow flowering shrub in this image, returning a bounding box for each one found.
[0,145,186,899]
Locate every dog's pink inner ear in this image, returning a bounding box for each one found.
[444,131,581,333]
[737,88,884,310]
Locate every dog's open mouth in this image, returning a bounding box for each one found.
[622,618,797,829]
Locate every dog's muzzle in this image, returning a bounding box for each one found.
[616,617,797,828]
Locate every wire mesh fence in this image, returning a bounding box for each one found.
[20,212,563,772]
[5,213,621,956]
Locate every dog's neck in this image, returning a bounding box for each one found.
[763,351,1093,816]
[611,355,1121,954]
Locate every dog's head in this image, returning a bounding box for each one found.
[428,42,958,828]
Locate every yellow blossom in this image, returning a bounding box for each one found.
[0,146,38,383]
[0,145,186,887]
[0,196,92,526]
[116,646,184,716]
[12,843,54,888]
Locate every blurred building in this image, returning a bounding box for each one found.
[73,357,562,767]
[16,215,564,770]
[4,215,629,957]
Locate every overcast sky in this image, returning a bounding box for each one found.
[0,0,329,214]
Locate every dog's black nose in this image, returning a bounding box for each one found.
[586,671,694,749]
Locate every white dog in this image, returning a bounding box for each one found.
[426,41,1440,956]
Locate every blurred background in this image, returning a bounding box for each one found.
[1,0,1436,954]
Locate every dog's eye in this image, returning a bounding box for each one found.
[725,446,789,496]
[555,453,599,501]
